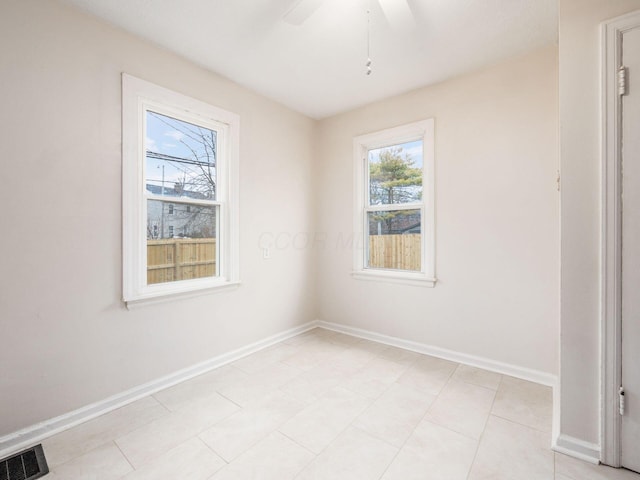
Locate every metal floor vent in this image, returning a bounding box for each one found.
[0,444,49,480]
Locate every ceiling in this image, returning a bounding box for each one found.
[60,0,558,119]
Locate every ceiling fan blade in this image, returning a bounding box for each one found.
[377,0,416,31]
[283,0,324,26]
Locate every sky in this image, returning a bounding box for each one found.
[145,110,217,197]
[368,139,423,169]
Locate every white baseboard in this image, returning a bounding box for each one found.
[553,434,601,464]
[2,318,583,465]
[317,321,609,463]
[317,320,558,386]
[0,321,317,460]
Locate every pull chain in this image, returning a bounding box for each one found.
[366,2,372,75]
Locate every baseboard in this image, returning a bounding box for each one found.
[0,318,567,461]
[317,320,558,386]
[553,434,601,464]
[0,321,317,459]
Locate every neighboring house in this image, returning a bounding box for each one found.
[146,184,217,239]
[368,210,421,235]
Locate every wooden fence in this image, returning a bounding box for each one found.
[369,234,421,271]
[147,238,216,285]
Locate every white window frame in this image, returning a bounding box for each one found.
[122,74,240,307]
[352,119,436,287]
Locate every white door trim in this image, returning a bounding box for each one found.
[601,9,640,467]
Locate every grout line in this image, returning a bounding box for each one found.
[194,436,230,465]
[489,411,552,435]
[214,391,244,409]
[113,439,136,473]
[277,429,321,458]
[465,375,503,480]
[150,393,174,412]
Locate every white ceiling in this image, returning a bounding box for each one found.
[60,0,558,119]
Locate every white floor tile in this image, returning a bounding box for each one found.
[48,442,133,480]
[153,365,248,412]
[119,437,225,480]
[323,331,364,347]
[353,338,390,355]
[280,364,350,404]
[491,376,553,432]
[281,339,346,371]
[424,379,496,439]
[324,345,378,374]
[42,396,168,467]
[555,453,640,480]
[396,355,458,396]
[296,426,398,480]
[381,420,478,480]
[354,383,436,447]
[231,344,300,374]
[376,346,421,365]
[32,330,569,480]
[198,391,305,461]
[342,356,411,399]
[452,364,502,390]
[209,432,314,480]
[116,393,239,468]
[281,329,328,346]
[279,386,372,453]
[468,415,553,480]
[218,362,303,406]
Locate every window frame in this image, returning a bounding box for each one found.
[122,74,240,307]
[352,119,436,287]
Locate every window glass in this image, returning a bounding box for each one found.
[368,140,422,206]
[366,209,421,271]
[145,111,217,201]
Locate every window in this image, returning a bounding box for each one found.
[353,119,435,286]
[122,74,240,305]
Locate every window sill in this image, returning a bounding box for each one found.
[124,280,241,309]
[351,270,437,287]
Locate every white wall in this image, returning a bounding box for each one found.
[316,46,560,376]
[558,0,640,449]
[0,0,317,436]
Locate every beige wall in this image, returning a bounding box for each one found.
[316,47,560,375]
[0,0,317,436]
[559,0,640,447]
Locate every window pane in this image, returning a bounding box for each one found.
[367,209,421,271]
[368,140,422,205]
[146,110,217,200]
[147,200,218,285]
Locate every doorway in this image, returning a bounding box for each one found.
[602,9,640,472]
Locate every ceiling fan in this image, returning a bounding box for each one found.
[282,0,416,30]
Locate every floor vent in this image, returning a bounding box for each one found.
[0,444,49,480]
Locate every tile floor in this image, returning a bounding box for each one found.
[38,328,639,479]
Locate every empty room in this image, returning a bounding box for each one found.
[1,0,640,479]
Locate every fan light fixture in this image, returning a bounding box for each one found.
[366,4,372,76]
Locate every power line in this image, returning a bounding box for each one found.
[146,150,214,167]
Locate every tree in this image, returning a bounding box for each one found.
[147,111,217,199]
[369,147,422,233]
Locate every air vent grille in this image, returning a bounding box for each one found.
[0,444,48,480]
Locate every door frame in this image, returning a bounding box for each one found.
[601,9,640,468]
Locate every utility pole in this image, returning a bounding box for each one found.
[159,165,165,238]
